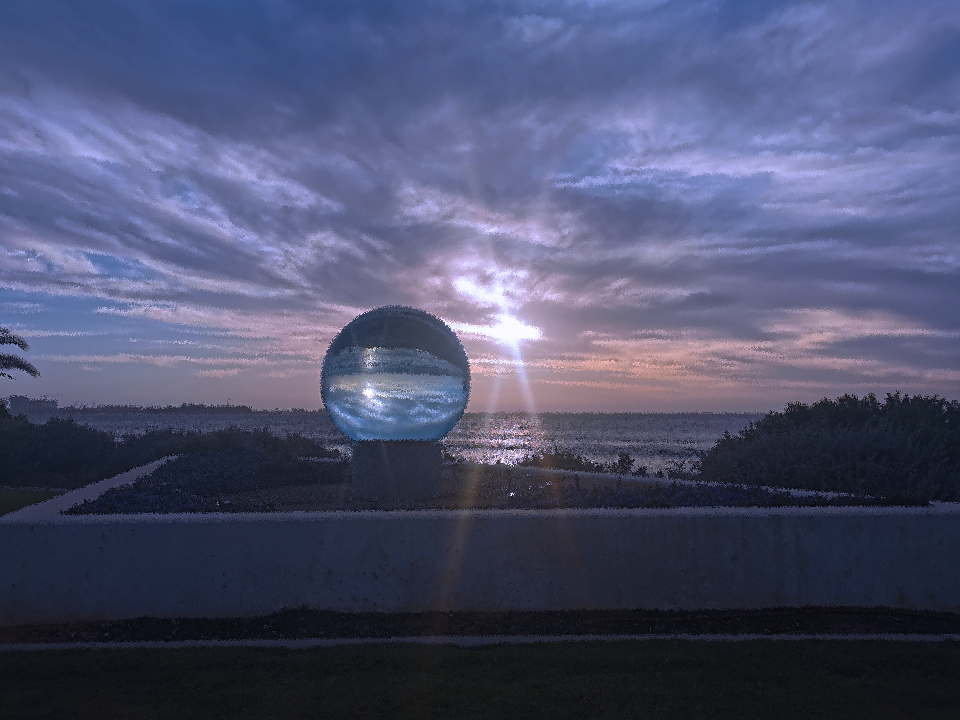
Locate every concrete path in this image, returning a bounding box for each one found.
[1,457,175,521]
[3,633,960,651]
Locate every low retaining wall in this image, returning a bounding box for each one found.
[3,505,959,625]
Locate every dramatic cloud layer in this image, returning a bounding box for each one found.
[1,0,958,410]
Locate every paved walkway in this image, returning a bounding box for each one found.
[1,458,175,521]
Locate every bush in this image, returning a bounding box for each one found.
[126,426,340,465]
[697,393,960,501]
[0,414,341,490]
[63,447,349,515]
[516,447,608,473]
[499,481,926,510]
[0,415,128,488]
[515,448,650,477]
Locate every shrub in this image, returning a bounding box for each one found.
[126,426,340,464]
[0,415,128,488]
[516,448,651,476]
[63,448,349,515]
[516,447,608,473]
[0,416,341,490]
[697,393,960,501]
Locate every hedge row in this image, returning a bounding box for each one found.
[696,393,960,501]
[0,403,340,489]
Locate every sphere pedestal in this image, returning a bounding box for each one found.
[351,440,442,501]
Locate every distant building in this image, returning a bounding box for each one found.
[7,395,58,415]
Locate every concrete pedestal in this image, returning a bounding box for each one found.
[351,440,442,501]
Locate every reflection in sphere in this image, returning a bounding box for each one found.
[320,306,470,441]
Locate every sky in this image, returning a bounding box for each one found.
[1,0,958,412]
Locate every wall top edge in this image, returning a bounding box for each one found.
[3,503,960,526]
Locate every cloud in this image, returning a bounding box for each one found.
[0,301,46,314]
[194,368,244,378]
[0,0,957,409]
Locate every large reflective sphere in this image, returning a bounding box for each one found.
[320,306,470,441]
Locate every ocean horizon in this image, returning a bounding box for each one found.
[8,402,767,476]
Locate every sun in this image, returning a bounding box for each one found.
[488,314,542,346]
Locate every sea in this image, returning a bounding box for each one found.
[26,408,766,475]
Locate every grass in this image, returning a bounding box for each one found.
[3,640,959,719]
[0,488,64,517]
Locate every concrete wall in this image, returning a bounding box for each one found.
[3,505,959,625]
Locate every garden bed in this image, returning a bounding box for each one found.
[60,455,927,515]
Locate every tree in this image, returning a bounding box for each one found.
[697,392,960,501]
[1,326,40,380]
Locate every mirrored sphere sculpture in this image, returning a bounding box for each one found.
[321,306,470,441]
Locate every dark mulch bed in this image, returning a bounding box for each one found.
[60,456,932,515]
[3,607,959,644]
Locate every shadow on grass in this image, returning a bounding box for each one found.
[3,640,959,719]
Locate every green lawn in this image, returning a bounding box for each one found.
[0,488,63,517]
[3,640,959,719]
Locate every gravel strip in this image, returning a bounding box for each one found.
[4,607,960,646]
[4,633,960,651]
